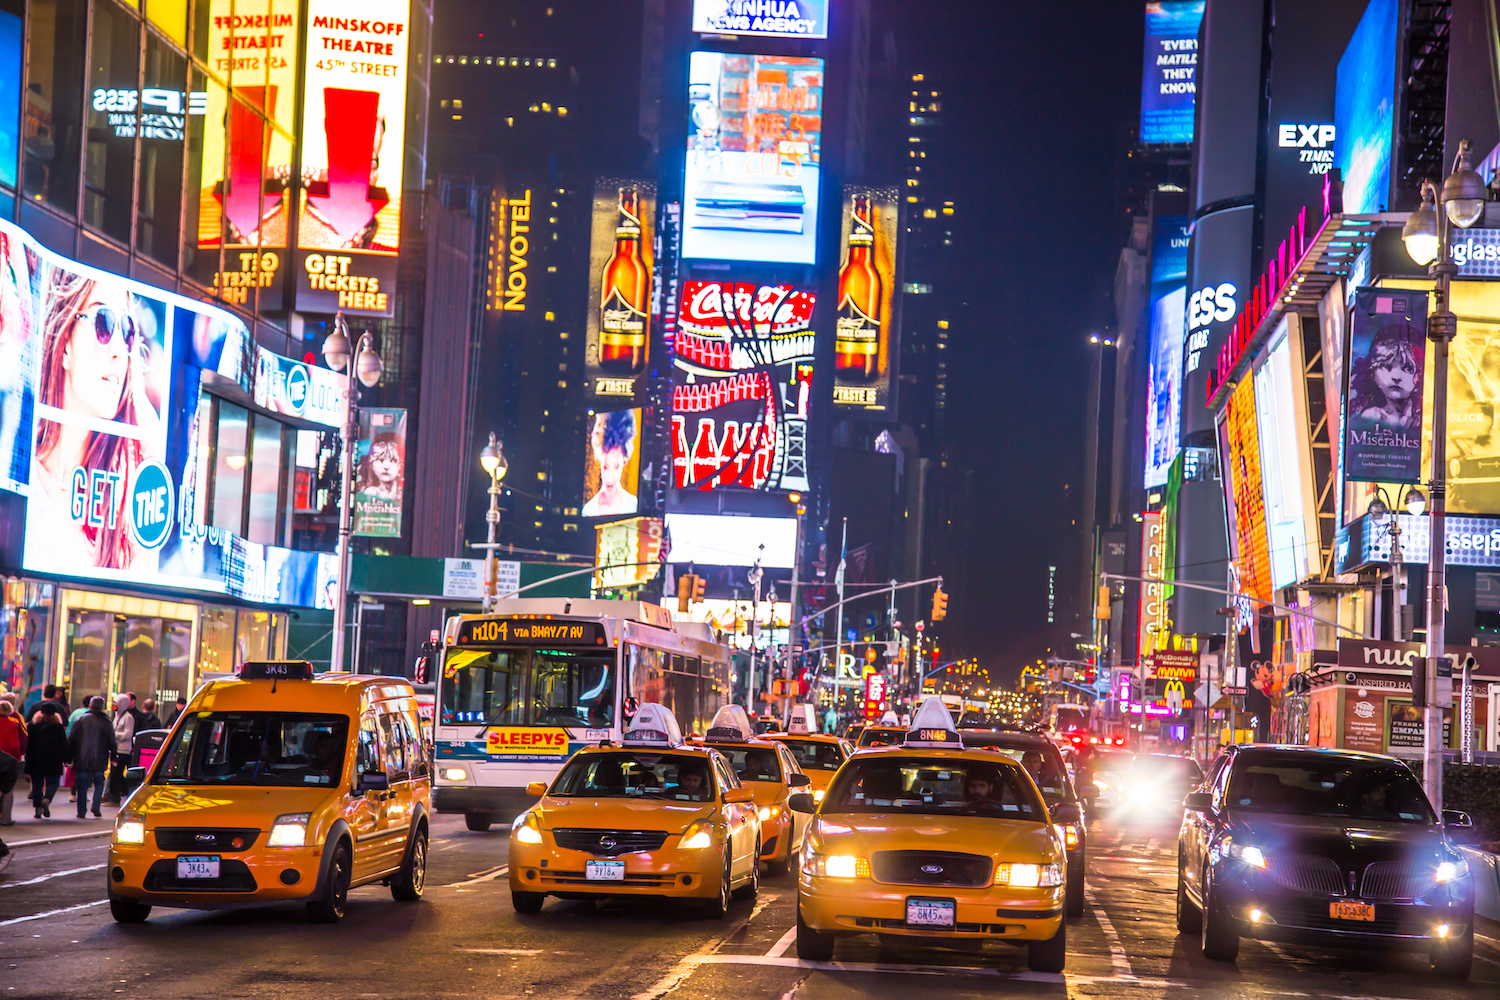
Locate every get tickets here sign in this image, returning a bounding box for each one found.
[486,728,571,761]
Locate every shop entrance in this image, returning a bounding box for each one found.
[64,611,192,708]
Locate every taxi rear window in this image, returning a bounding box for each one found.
[857,727,904,747]
[822,757,1045,819]
[553,753,714,801]
[778,739,844,771]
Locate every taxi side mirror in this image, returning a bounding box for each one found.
[357,771,389,793]
[124,766,146,788]
[1051,802,1082,824]
[789,773,811,787]
[1184,791,1212,813]
[526,781,548,797]
[788,792,815,814]
[723,788,754,804]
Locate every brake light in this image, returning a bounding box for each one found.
[1065,825,1079,849]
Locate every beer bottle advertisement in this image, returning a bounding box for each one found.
[832,185,903,415]
[586,178,657,401]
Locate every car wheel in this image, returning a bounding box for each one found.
[511,891,545,913]
[796,900,836,961]
[306,843,351,924]
[768,828,792,877]
[1198,866,1239,961]
[1175,853,1201,934]
[391,829,427,901]
[733,838,761,899]
[464,813,492,832]
[1065,862,1085,920]
[1027,916,1066,973]
[1431,929,1473,980]
[702,846,731,918]
[109,898,151,924]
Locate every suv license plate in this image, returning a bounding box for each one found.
[177,855,220,879]
[585,860,626,881]
[1330,900,1375,922]
[906,897,956,928]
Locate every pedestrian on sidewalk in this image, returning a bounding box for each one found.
[139,698,161,732]
[0,699,26,826]
[106,695,135,805]
[24,707,69,819]
[68,697,115,819]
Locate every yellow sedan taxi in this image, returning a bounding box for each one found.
[797,697,1074,972]
[765,731,851,805]
[699,706,815,875]
[509,704,811,916]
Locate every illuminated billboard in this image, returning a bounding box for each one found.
[586,180,656,400]
[664,513,796,567]
[0,217,337,606]
[1144,215,1189,489]
[1139,1,1204,145]
[294,0,410,317]
[1335,0,1397,214]
[833,185,902,414]
[582,408,643,518]
[1344,288,1425,483]
[692,0,828,38]
[353,407,406,537]
[594,516,663,590]
[1223,377,1272,604]
[1254,324,1314,590]
[683,52,823,265]
[672,280,814,493]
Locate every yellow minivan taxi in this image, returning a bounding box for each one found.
[108,661,432,924]
[797,697,1074,973]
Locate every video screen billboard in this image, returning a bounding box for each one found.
[1144,215,1189,489]
[294,0,409,317]
[683,52,823,265]
[1139,1,1204,145]
[692,0,828,38]
[664,512,796,567]
[594,516,662,590]
[1335,0,1397,214]
[583,408,643,518]
[0,217,337,606]
[0,8,19,191]
[1254,326,1313,590]
[672,280,814,493]
[1344,287,1426,483]
[586,180,656,400]
[353,407,406,537]
[1224,376,1272,603]
[833,185,901,414]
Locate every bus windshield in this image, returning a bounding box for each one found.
[441,646,616,729]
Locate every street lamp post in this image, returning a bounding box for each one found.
[324,313,384,673]
[786,493,805,697]
[1402,137,1487,810]
[1367,485,1427,642]
[479,433,508,611]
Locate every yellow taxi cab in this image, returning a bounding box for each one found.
[108,661,432,925]
[765,716,852,806]
[509,704,809,916]
[797,697,1075,972]
[698,705,814,875]
[855,724,907,748]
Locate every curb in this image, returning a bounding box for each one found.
[6,829,114,850]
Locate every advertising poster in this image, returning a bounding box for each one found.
[833,184,901,414]
[0,8,20,191]
[1137,511,1167,656]
[1225,377,1273,604]
[683,52,824,265]
[1343,686,1384,752]
[1387,701,1425,750]
[1344,288,1425,482]
[585,180,656,400]
[1334,0,1397,214]
[353,407,405,537]
[294,0,409,318]
[691,0,829,38]
[0,216,336,606]
[1144,215,1189,488]
[593,516,663,591]
[1139,1,1204,145]
[582,408,642,518]
[672,281,815,493]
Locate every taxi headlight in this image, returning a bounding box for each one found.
[512,811,543,845]
[1000,863,1064,888]
[267,812,311,848]
[813,789,825,803]
[680,820,715,849]
[804,853,867,878]
[1435,860,1470,883]
[759,806,772,822]
[441,767,468,782]
[114,812,146,845]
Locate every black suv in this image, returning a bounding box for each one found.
[1177,745,1476,978]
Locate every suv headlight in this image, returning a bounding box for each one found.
[1224,841,1266,868]
[511,811,543,844]
[267,813,311,848]
[114,811,146,845]
[680,820,715,849]
[1435,859,1470,883]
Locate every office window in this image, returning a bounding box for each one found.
[211,400,248,532]
[246,416,285,545]
[84,0,140,242]
[23,0,87,213]
[145,0,188,48]
[181,67,223,289]
[136,32,186,265]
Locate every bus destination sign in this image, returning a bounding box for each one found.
[457,618,607,646]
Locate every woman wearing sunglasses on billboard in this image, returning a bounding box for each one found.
[30,268,163,570]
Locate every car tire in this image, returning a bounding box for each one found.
[391,829,427,901]
[464,813,492,832]
[1027,916,1066,973]
[1431,930,1474,980]
[1198,867,1239,962]
[702,847,732,919]
[1065,863,1085,920]
[511,891,545,913]
[306,843,351,924]
[734,838,761,900]
[1175,853,1201,934]
[109,898,151,924]
[768,829,793,877]
[796,901,836,961]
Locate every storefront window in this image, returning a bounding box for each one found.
[65,609,109,701]
[182,66,224,290]
[23,0,87,213]
[247,417,285,545]
[237,609,272,662]
[212,400,248,532]
[136,31,186,266]
[83,0,140,242]
[0,581,53,707]
[198,605,235,674]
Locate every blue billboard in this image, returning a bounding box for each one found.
[692,0,828,39]
[1335,0,1398,214]
[1144,216,1190,488]
[1140,1,1205,145]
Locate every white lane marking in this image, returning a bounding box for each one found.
[766,926,797,958]
[1084,887,1134,980]
[444,864,509,888]
[0,900,108,927]
[689,954,1063,980]
[0,864,106,889]
[6,830,113,850]
[458,948,542,956]
[630,890,782,1000]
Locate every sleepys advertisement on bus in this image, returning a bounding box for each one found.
[485,727,571,761]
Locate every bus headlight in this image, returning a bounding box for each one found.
[512,812,543,845]
[441,767,468,782]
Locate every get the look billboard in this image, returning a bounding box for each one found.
[582,408,643,518]
[833,185,901,414]
[586,180,656,400]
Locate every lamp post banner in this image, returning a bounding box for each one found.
[1343,287,1427,482]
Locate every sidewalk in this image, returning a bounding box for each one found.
[3,779,121,847]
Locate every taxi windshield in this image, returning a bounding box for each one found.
[857,727,905,747]
[153,713,349,787]
[552,752,715,801]
[721,747,783,782]
[441,646,615,728]
[822,756,1046,819]
[777,739,844,771]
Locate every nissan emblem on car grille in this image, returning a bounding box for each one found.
[600,836,616,850]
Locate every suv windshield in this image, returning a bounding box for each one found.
[154,713,349,787]
[552,752,714,801]
[823,756,1046,819]
[777,738,845,771]
[1227,754,1436,823]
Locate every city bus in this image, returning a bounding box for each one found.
[432,599,733,831]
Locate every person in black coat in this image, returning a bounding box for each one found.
[24,708,70,819]
[67,698,116,819]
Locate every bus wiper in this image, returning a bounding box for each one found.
[475,707,510,741]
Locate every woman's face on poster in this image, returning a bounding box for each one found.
[1369,344,1415,402]
[64,286,132,420]
[599,445,626,490]
[370,443,401,487]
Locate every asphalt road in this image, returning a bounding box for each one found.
[2,813,1499,999]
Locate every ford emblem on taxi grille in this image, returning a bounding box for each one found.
[600,836,617,850]
[921,864,944,874]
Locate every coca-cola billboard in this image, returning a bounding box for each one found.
[672,280,815,492]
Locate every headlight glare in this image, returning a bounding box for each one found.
[441,767,468,782]
[267,812,311,847]
[114,813,146,845]
[824,855,861,878]
[680,820,714,849]
[759,806,772,821]
[1435,860,1469,883]
[1225,841,1267,868]
[512,812,543,844]
[813,789,825,802]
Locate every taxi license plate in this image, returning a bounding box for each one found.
[1330,900,1376,922]
[585,861,626,881]
[906,897,956,928]
[176,855,220,879]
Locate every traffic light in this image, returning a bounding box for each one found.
[930,586,948,621]
[676,573,706,612]
[690,574,705,603]
[1096,584,1111,620]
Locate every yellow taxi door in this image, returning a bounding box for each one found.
[713,756,754,874]
[375,708,414,873]
[778,746,810,851]
[347,712,386,882]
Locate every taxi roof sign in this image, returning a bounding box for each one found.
[902,697,964,748]
[879,709,900,725]
[704,704,756,743]
[239,660,315,681]
[787,704,816,734]
[622,703,684,747]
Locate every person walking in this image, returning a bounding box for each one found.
[106,695,135,805]
[164,696,187,729]
[24,708,69,819]
[67,697,115,819]
[139,698,161,732]
[0,699,24,826]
